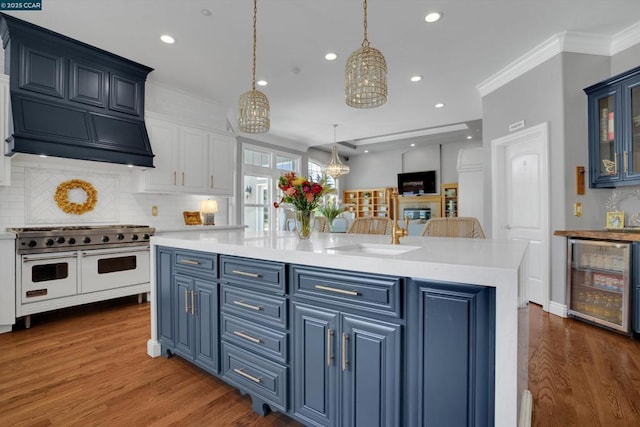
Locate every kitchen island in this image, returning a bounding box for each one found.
[148,230,529,427]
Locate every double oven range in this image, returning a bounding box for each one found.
[8,225,154,328]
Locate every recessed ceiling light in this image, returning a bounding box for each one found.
[160,34,175,44]
[410,75,422,82]
[325,52,338,61]
[257,80,268,86]
[410,143,416,147]
[435,102,445,108]
[424,12,442,23]
[364,150,369,153]
[467,136,472,140]
[201,8,212,16]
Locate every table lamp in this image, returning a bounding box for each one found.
[200,199,218,225]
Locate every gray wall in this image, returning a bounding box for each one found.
[611,43,640,75]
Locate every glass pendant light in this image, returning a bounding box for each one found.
[345,0,387,109]
[238,0,270,133]
[324,124,350,179]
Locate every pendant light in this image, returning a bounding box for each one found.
[345,0,387,109]
[238,0,270,133]
[324,124,350,179]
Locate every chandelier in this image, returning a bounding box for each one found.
[323,124,350,179]
[345,0,387,109]
[238,0,270,133]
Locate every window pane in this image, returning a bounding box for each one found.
[308,160,336,190]
[276,155,297,171]
[243,175,269,204]
[244,148,271,167]
[244,206,269,232]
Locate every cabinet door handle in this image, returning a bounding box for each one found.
[191,290,195,315]
[180,259,201,265]
[173,171,177,185]
[233,300,263,311]
[614,153,618,175]
[184,289,189,313]
[233,330,262,344]
[233,368,262,383]
[341,332,349,371]
[182,172,185,186]
[624,150,629,173]
[315,284,358,296]
[327,329,334,367]
[231,270,261,278]
[211,176,214,189]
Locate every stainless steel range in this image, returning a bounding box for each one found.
[7,225,155,328]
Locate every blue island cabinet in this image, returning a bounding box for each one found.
[156,247,220,375]
[290,265,402,427]
[633,243,640,334]
[406,279,496,427]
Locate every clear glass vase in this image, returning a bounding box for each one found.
[294,209,315,239]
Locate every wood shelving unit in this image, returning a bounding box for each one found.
[441,182,458,217]
[343,188,393,219]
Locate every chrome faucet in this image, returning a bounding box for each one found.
[389,188,408,245]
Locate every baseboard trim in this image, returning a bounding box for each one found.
[519,389,533,427]
[147,339,161,358]
[548,301,567,318]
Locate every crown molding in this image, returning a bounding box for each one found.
[477,22,640,97]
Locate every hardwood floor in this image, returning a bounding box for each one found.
[1,298,640,426]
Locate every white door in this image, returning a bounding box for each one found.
[492,123,550,309]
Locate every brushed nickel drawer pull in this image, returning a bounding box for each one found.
[233,330,262,344]
[327,329,334,367]
[211,176,214,188]
[180,259,201,265]
[233,300,263,311]
[233,368,262,383]
[342,332,348,371]
[191,290,195,315]
[182,172,185,186]
[184,289,189,313]
[315,285,358,296]
[231,269,261,278]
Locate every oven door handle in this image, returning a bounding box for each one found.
[23,253,78,262]
[80,246,150,257]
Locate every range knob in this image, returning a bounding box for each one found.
[68,238,76,245]
[45,239,54,246]
[132,234,139,241]
[102,236,110,243]
[143,234,150,240]
[56,237,65,244]
[117,233,125,240]
[83,236,91,244]
[28,240,37,247]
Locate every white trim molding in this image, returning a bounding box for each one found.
[477,21,640,97]
[548,300,568,318]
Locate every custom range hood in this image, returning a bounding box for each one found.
[0,13,155,167]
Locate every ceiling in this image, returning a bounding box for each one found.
[3,1,640,156]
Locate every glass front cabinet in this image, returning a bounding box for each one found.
[585,65,640,188]
[567,239,631,334]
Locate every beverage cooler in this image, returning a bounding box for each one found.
[567,239,630,334]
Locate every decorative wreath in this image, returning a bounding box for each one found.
[54,179,98,215]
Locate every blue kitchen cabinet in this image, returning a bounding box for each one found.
[291,265,402,427]
[156,247,220,375]
[585,65,640,187]
[406,280,495,427]
[633,243,640,334]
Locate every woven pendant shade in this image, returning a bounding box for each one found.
[238,0,270,134]
[345,0,387,109]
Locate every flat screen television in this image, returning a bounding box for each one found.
[397,170,436,196]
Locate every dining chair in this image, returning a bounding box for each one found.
[315,216,329,233]
[346,217,392,235]
[420,217,486,238]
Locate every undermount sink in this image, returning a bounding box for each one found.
[326,243,421,256]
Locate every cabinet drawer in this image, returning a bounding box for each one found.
[221,313,288,363]
[291,265,401,317]
[221,285,287,329]
[175,250,217,278]
[220,255,285,294]
[221,342,288,412]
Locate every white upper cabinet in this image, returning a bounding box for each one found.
[138,114,235,195]
[0,75,11,187]
[206,131,235,196]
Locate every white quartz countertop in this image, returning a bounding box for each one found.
[152,229,528,288]
[153,224,247,233]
